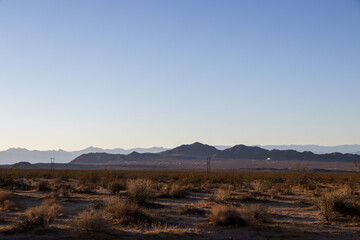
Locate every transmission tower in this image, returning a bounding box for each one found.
[206,157,211,176]
[50,158,55,172]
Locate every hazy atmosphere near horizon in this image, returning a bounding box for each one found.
[1,0,360,151]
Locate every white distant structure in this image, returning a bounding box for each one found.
[266,157,271,161]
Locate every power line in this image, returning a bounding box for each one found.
[206,157,211,176]
[50,157,55,172]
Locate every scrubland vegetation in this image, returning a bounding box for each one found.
[0,169,360,239]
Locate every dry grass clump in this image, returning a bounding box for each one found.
[0,191,18,211]
[11,179,33,191]
[0,176,15,187]
[0,191,12,204]
[267,183,293,197]
[0,178,32,191]
[107,180,126,195]
[215,185,232,202]
[145,222,198,235]
[208,204,246,227]
[104,197,153,226]
[314,186,359,221]
[58,184,73,197]
[34,180,51,192]
[17,199,62,230]
[302,180,317,191]
[158,182,188,198]
[53,183,74,198]
[241,204,271,224]
[79,171,100,186]
[179,172,205,185]
[2,200,18,211]
[73,209,109,232]
[251,180,270,193]
[127,179,153,204]
[168,183,188,198]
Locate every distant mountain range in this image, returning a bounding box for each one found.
[0,146,168,164]
[216,145,360,154]
[71,142,360,165]
[1,143,360,165]
[259,144,360,154]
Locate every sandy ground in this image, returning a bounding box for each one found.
[1,179,360,240]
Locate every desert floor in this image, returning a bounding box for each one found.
[1,171,360,240]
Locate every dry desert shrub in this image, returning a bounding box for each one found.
[267,183,293,197]
[52,183,74,198]
[241,204,271,224]
[215,185,232,202]
[0,191,18,211]
[208,204,246,227]
[150,181,163,191]
[1,178,32,191]
[127,179,153,204]
[104,197,153,226]
[0,175,14,187]
[186,182,208,193]
[179,171,205,185]
[13,180,33,191]
[302,180,318,191]
[73,209,108,232]
[2,200,18,211]
[58,184,73,197]
[184,183,195,191]
[312,187,324,198]
[314,187,356,221]
[168,183,188,198]
[17,199,62,230]
[267,188,279,198]
[251,180,270,193]
[79,171,100,186]
[55,170,71,182]
[34,180,51,192]
[0,191,12,205]
[107,180,126,195]
[158,182,188,198]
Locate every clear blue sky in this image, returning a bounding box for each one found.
[0,0,359,150]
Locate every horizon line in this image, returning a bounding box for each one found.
[1,142,360,152]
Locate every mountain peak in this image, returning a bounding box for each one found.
[162,142,220,157]
[83,146,103,152]
[11,161,38,169]
[128,151,140,156]
[7,147,29,153]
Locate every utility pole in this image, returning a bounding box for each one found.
[50,158,55,172]
[206,157,211,177]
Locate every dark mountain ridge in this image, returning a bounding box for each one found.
[160,142,220,157]
[0,146,168,164]
[70,142,360,165]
